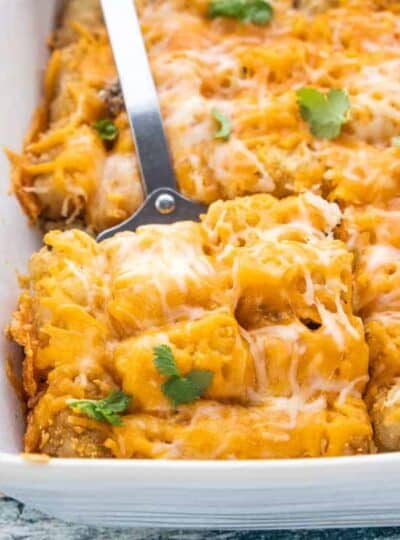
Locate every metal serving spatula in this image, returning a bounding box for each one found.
[97,0,206,242]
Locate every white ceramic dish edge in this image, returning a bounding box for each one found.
[1,0,400,529]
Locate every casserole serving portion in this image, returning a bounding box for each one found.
[9,193,372,458]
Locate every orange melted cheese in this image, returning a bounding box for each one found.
[9,193,373,458]
[339,204,400,451]
[7,0,400,232]
[7,0,400,457]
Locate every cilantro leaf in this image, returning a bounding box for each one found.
[101,390,132,412]
[212,108,232,141]
[154,344,180,377]
[161,376,198,408]
[392,136,400,148]
[208,0,274,26]
[296,87,351,140]
[92,118,119,141]
[67,390,132,426]
[161,371,214,408]
[186,369,214,395]
[153,346,214,409]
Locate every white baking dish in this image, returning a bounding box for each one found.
[2,0,400,529]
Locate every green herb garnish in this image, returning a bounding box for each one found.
[92,118,119,141]
[392,136,400,148]
[208,0,274,25]
[154,344,180,377]
[296,87,351,140]
[154,345,213,409]
[212,108,232,141]
[67,390,132,426]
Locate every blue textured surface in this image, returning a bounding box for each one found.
[1,498,400,539]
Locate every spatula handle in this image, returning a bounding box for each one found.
[100,0,177,195]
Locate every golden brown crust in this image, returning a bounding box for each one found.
[6,105,48,223]
[8,293,39,400]
[25,410,112,458]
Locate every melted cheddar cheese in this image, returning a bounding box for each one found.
[339,205,400,451]
[7,0,400,232]
[7,0,400,457]
[9,194,373,458]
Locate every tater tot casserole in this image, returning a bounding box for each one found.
[5,0,400,459]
